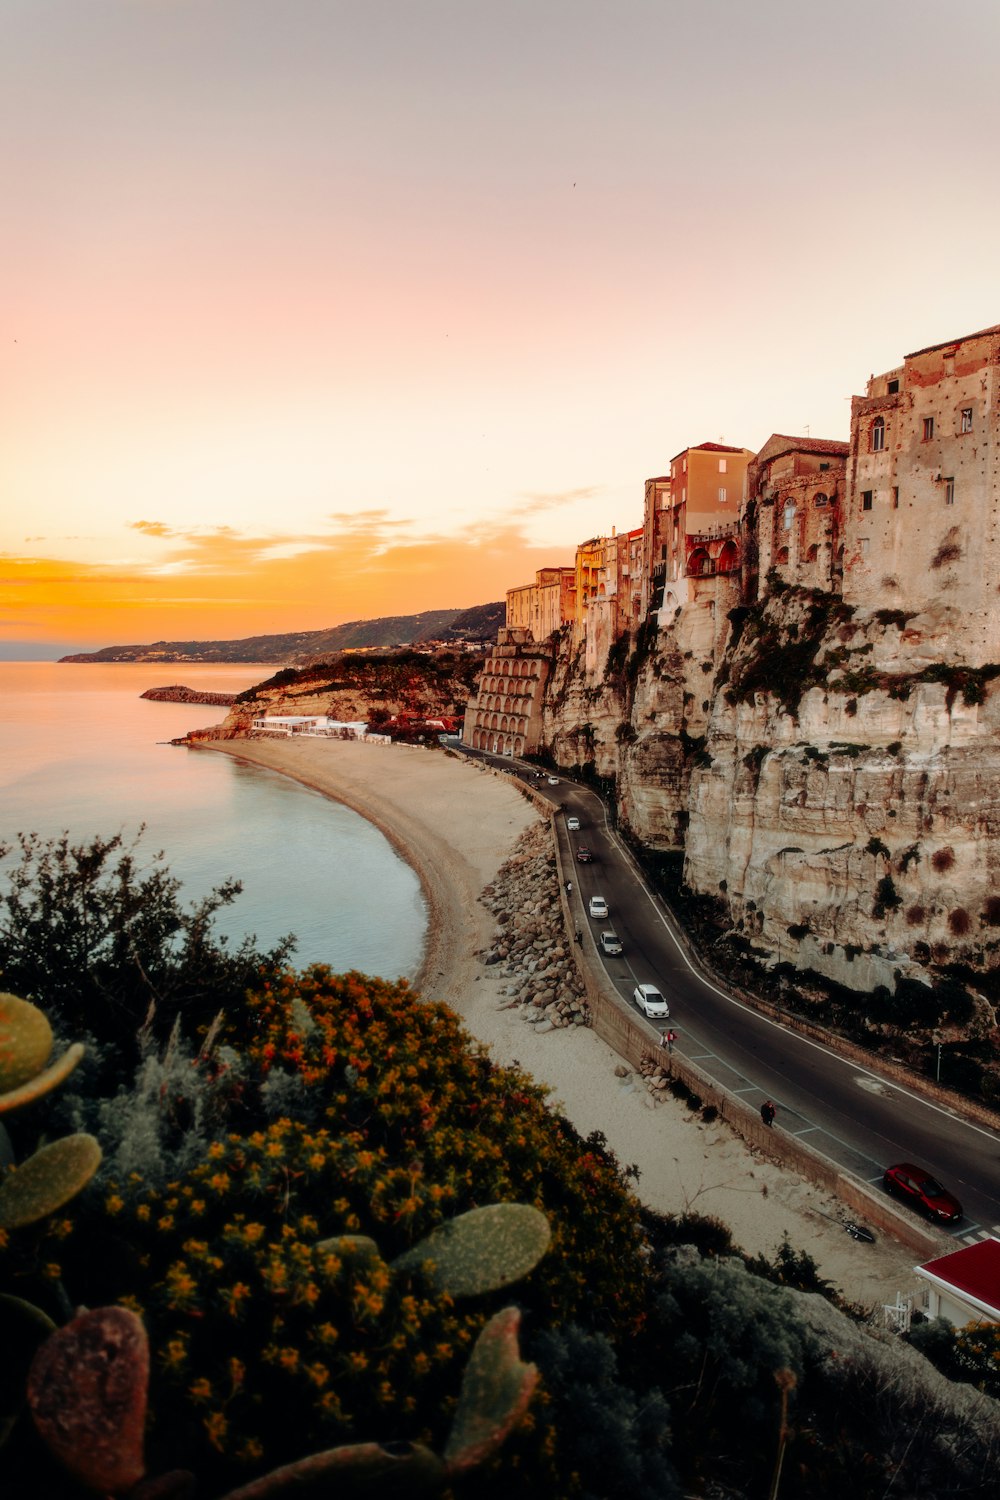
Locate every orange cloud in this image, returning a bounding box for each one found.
[0,516,571,649]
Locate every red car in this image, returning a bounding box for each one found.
[883,1162,962,1223]
[576,846,594,863]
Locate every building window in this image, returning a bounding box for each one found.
[814,492,828,507]
[718,486,727,502]
[944,477,955,506]
[961,407,973,433]
[887,378,900,394]
[862,490,873,511]
[892,486,899,509]
[783,500,795,531]
[860,537,871,557]
[718,458,727,473]
[923,416,935,441]
[819,461,830,470]
[871,416,885,451]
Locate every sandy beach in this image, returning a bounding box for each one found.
[200,735,926,1310]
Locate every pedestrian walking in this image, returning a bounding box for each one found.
[565,879,573,896]
[574,928,583,946]
[760,1100,776,1128]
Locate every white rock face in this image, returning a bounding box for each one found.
[535,588,1000,989]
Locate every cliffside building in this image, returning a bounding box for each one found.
[505,566,576,642]
[843,323,1000,665]
[743,435,849,600]
[460,626,554,756]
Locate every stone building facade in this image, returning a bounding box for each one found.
[843,323,1000,665]
[743,434,849,600]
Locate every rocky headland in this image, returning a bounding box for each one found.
[140,685,237,706]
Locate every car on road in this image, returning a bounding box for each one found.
[632,983,669,1019]
[576,846,594,863]
[588,895,609,919]
[566,815,581,831]
[547,776,560,784]
[599,930,622,956]
[883,1163,962,1223]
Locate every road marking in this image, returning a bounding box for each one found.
[596,805,1000,1148]
[793,1126,820,1137]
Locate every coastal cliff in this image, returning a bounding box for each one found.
[193,651,484,738]
[520,585,1000,1014]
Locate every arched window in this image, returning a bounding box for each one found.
[782,500,796,532]
[871,417,885,452]
[776,546,790,565]
[807,543,819,562]
[813,492,828,507]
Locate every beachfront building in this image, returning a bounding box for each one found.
[843,323,1000,665]
[251,715,370,737]
[461,626,554,756]
[914,1237,1000,1328]
[743,434,849,600]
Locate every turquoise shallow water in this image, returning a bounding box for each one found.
[0,663,425,979]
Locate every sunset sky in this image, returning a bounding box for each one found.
[4,0,1000,655]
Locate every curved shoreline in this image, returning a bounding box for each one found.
[194,737,539,1002]
[193,734,924,1306]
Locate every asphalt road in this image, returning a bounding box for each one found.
[465,747,1000,1247]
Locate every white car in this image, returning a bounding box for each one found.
[633,983,669,1019]
[547,776,560,785]
[566,815,581,831]
[599,930,622,956]
[588,896,609,920]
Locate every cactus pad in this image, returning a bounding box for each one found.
[0,993,52,1093]
[0,1042,85,1115]
[216,1440,445,1498]
[0,1132,102,1229]
[28,1305,148,1493]
[391,1203,551,1297]
[444,1307,539,1474]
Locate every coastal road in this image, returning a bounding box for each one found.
[461,746,1000,1245]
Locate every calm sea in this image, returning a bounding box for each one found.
[0,663,425,979]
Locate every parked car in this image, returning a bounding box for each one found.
[576,846,594,863]
[588,895,609,919]
[883,1163,962,1223]
[632,984,669,1019]
[599,930,622,956]
[566,815,581,831]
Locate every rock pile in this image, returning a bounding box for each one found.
[478,821,591,1034]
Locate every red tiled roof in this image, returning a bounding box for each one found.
[917,1237,1000,1314]
[669,442,749,463]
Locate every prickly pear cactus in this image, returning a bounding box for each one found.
[392,1203,551,1297]
[28,1305,148,1494]
[0,1133,102,1230]
[0,994,52,1093]
[444,1307,539,1475]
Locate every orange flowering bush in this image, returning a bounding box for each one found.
[17,970,647,1491]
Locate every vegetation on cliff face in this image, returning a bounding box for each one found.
[233,649,483,716]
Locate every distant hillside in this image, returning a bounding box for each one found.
[58,605,504,664]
